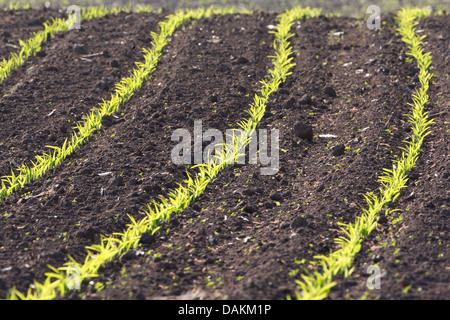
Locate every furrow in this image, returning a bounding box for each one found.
[327,11,449,300]
[0,7,215,203]
[6,6,321,300]
[0,8,63,60]
[0,7,268,298]
[0,6,126,86]
[0,11,162,178]
[292,8,435,300]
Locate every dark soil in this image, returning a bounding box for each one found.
[0,10,448,300]
[328,14,450,300]
[0,8,63,60]
[0,11,278,298]
[80,13,428,300]
[0,11,162,178]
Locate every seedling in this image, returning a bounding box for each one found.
[8,6,321,300]
[293,7,434,300]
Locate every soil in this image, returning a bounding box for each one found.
[328,14,450,300]
[0,10,448,300]
[0,8,63,60]
[0,11,162,178]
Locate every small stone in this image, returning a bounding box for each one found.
[96,81,107,90]
[121,251,136,261]
[378,215,388,224]
[217,64,230,72]
[189,66,203,73]
[36,50,47,57]
[151,112,160,119]
[242,189,255,196]
[379,66,389,74]
[399,277,411,288]
[264,202,275,209]
[425,201,435,208]
[75,226,98,241]
[133,111,144,120]
[299,94,312,104]
[270,193,283,202]
[280,222,290,229]
[134,129,143,138]
[111,60,120,68]
[284,97,296,108]
[74,44,87,55]
[243,205,257,214]
[324,86,337,97]
[342,280,358,287]
[282,191,292,198]
[332,144,345,156]
[109,176,124,187]
[236,85,247,93]
[140,232,154,245]
[291,216,308,229]
[160,261,176,270]
[406,85,414,94]
[236,56,249,64]
[293,121,313,141]
[101,115,114,128]
[372,255,383,263]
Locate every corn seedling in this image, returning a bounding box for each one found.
[291,7,434,300]
[7,6,321,300]
[0,7,216,203]
[0,6,138,86]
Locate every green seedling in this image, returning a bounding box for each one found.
[8,6,321,300]
[292,7,434,300]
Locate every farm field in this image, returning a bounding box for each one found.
[0,3,448,301]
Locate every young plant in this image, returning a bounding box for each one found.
[7,6,321,300]
[291,7,434,300]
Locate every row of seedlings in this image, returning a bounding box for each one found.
[291,7,435,300]
[8,6,322,300]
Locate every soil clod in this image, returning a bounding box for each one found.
[243,205,257,214]
[291,216,308,229]
[323,86,337,97]
[293,121,313,141]
[299,93,312,105]
[270,193,283,202]
[331,144,345,156]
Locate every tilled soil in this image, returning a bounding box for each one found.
[328,14,450,300]
[0,8,63,60]
[0,11,162,178]
[0,11,448,300]
[0,11,278,298]
[81,13,435,300]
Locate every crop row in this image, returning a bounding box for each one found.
[3,6,438,300]
[0,6,239,202]
[6,6,320,300]
[290,7,435,299]
[0,6,138,85]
